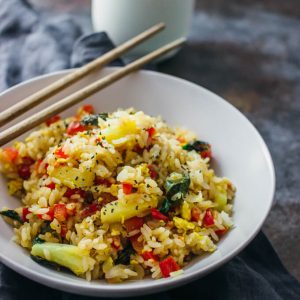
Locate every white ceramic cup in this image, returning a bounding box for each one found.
[91,0,194,60]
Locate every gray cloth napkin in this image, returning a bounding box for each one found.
[0,1,300,299]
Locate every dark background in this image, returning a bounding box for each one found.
[27,0,300,281]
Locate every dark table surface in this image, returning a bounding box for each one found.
[29,0,300,281]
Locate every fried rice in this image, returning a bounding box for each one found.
[0,105,235,282]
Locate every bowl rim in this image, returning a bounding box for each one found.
[0,67,276,296]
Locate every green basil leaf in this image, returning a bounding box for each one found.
[165,172,190,201]
[115,243,134,265]
[0,210,23,223]
[80,113,108,126]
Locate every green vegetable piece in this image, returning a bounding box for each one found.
[159,198,171,214]
[32,237,45,245]
[30,255,61,271]
[31,243,91,275]
[183,140,210,152]
[81,113,108,126]
[115,243,134,265]
[0,209,23,223]
[165,172,190,202]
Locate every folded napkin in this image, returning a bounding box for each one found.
[0,1,299,299]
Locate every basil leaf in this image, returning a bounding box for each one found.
[165,172,190,201]
[80,113,108,126]
[183,140,210,152]
[32,237,45,245]
[159,198,171,214]
[115,243,134,265]
[0,210,23,223]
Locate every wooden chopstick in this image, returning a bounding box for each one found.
[0,37,186,146]
[0,22,165,127]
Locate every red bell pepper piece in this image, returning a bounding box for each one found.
[22,207,30,222]
[159,257,180,278]
[215,228,228,236]
[124,217,144,232]
[38,207,54,221]
[148,165,158,180]
[46,182,55,190]
[122,183,133,195]
[2,147,19,162]
[82,104,94,114]
[64,188,85,198]
[53,204,68,222]
[147,127,156,138]
[18,164,31,180]
[203,209,214,226]
[80,203,98,218]
[142,251,158,261]
[151,208,169,222]
[67,121,85,135]
[46,115,61,126]
[191,207,201,222]
[54,147,68,159]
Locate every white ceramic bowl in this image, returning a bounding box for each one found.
[0,68,275,297]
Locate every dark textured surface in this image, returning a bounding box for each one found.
[2,0,300,286]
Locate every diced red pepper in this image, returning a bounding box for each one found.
[215,228,228,236]
[142,251,158,261]
[133,144,144,155]
[95,177,112,187]
[159,257,180,278]
[60,225,68,238]
[46,115,61,126]
[46,182,55,190]
[67,121,85,135]
[130,234,144,253]
[53,204,68,222]
[82,104,94,114]
[148,165,158,180]
[147,127,156,138]
[176,136,186,144]
[191,207,201,222]
[54,147,68,159]
[122,183,133,195]
[203,209,214,226]
[38,207,54,221]
[124,217,144,232]
[18,164,31,180]
[22,207,30,222]
[80,203,98,218]
[2,147,19,162]
[200,144,212,159]
[22,156,34,166]
[151,208,169,222]
[64,188,85,198]
[111,237,121,250]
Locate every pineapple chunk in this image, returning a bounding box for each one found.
[102,120,138,143]
[49,166,95,189]
[101,197,158,224]
[181,201,191,221]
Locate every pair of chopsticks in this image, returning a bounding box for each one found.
[0,23,185,146]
